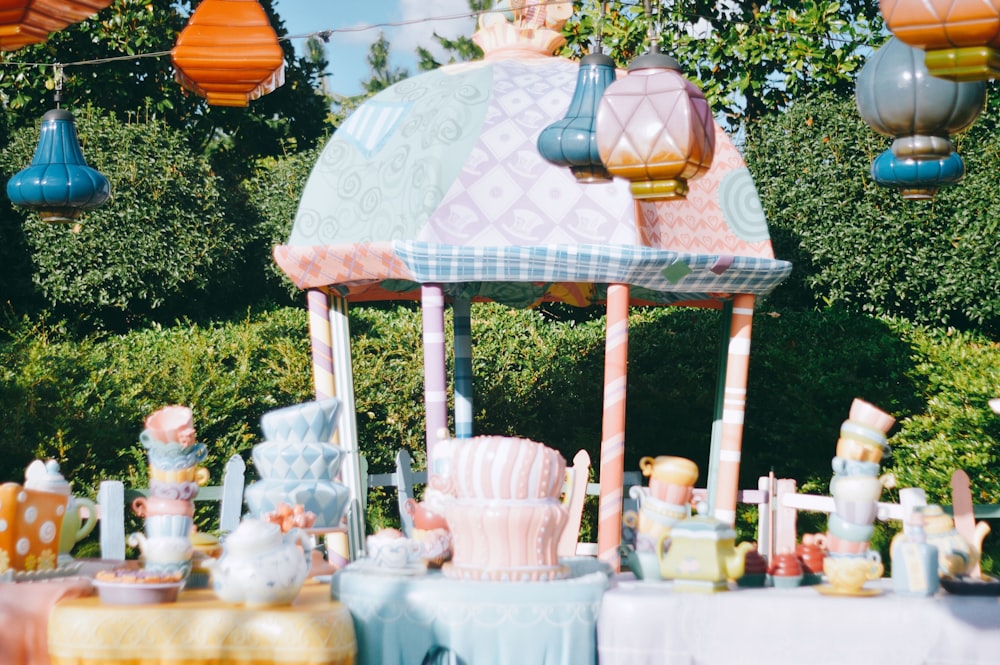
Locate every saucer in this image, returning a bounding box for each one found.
[815,584,881,597]
[12,561,83,582]
[350,558,427,576]
[941,575,1000,596]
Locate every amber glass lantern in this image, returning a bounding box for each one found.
[0,0,113,51]
[171,0,285,107]
[856,38,985,161]
[594,51,715,200]
[880,0,1000,81]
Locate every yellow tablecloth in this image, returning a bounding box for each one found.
[48,582,356,665]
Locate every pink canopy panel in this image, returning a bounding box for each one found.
[273,9,791,562]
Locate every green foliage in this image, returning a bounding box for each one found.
[0,308,313,502]
[562,0,883,127]
[0,0,331,166]
[0,106,258,330]
[743,87,1000,333]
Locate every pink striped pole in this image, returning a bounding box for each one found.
[307,289,335,401]
[598,283,629,568]
[713,293,756,526]
[422,284,449,464]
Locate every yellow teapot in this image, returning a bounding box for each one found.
[657,515,755,592]
[922,504,991,577]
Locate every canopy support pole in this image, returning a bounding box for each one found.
[709,293,756,526]
[328,292,366,560]
[422,284,449,463]
[453,297,474,439]
[597,283,629,568]
[307,289,335,400]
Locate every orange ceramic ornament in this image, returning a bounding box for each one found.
[0,482,67,572]
[170,0,285,107]
[0,0,113,51]
[880,0,1000,81]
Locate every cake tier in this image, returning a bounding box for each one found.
[443,498,569,581]
[243,478,349,528]
[448,436,567,500]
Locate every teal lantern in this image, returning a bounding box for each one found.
[537,52,617,183]
[7,108,111,223]
[871,149,965,200]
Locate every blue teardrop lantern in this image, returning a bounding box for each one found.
[537,52,617,183]
[871,149,965,200]
[7,108,111,223]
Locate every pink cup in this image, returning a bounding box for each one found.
[132,496,195,518]
[825,532,871,555]
[144,405,196,446]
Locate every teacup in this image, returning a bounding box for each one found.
[824,552,883,594]
[831,456,881,477]
[825,532,873,555]
[830,475,883,503]
[144,405,197,446]
[145,514,195,539]
[148,465,210,485]
[639,456,698,504]
[132,496,195,518]
[839,420,887,450]
[366,528,423,569]
[834,497,879,525]
[835,437,883,464]
[128,533,194,565]
[828,513,875,542]
[849,398,895,433]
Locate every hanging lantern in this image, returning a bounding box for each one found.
[855,37,985,161]
[594,51,715,200]
[537,52,617,183]
[6,108,110,223]
[871,149,965,200]
[0,0,113,51]
[880,0,1000,81]
[171,0,285,107]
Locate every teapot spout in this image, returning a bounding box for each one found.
[728,541,756,580]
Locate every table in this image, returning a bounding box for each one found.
[0,576,93,665]
[48,581,356,665]
[598,576,1000,665]
[332,558,610,665]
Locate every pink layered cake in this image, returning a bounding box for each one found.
[441,436,570,581]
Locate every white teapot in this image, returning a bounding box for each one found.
[205,518,310,606]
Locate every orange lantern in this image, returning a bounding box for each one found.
[880,0,1000,81]
[0,0,113,51]
[170,0,285,107]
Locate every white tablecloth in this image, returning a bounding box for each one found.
[598,577,1000,665]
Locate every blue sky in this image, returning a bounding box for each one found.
[272,0,477,98]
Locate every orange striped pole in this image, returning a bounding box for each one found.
[598,283,629,568]
[713,293,755,525]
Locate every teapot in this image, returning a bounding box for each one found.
[23,460,98,561]
[657,515,755,592]
[921,504,991,577]
[204,518,310,606]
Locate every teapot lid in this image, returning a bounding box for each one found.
[24,459,71,495]
[225,518,283,553]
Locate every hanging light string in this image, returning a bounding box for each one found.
[0,0,880,74]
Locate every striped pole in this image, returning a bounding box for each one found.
[597,283,629,568]
[328,293,365,560]
[422,284,449,463]
[453,297,474,439]
[307,289,335,401]
[713,293,755,526]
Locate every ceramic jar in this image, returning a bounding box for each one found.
[206,519,310,606]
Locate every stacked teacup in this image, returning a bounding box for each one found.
[243,399,351,529]
[131,405,204,578]
[823,398,894,593]
[623,456,698,580]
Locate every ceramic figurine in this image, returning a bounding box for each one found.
[891,508,940,596]
[737,548,768,587]
[922,504,990,578]
[768,551,804,588]
[205,518,310,606]
[657,515,755,592]
[795,533,826,585]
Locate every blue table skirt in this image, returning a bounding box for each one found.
[331,557,611,665]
